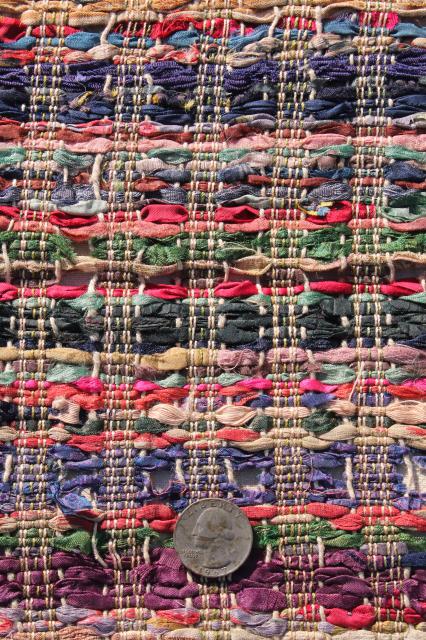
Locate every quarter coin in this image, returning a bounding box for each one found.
[173,498,253,578]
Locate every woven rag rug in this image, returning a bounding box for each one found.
[0,0,426,638]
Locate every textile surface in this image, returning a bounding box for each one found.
[0,0,425,638]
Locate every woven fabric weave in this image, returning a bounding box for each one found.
[0,0,425,638]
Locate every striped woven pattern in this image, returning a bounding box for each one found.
[0,0,425,638]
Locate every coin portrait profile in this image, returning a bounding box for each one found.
[174,498,253,577]
[191,506,237,568]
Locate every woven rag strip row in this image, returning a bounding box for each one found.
[0,0,425,638]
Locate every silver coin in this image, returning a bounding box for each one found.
[173,498,253,578]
